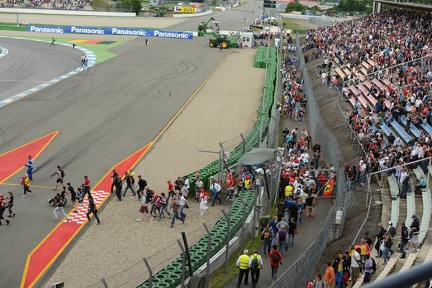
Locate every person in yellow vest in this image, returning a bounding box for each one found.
[284,184,293,198]
[248,250,263,288]
[236,249,250,287]
[244,175,252,190]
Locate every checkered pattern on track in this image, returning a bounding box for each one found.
[63,190,109,224]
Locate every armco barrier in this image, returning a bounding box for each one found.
[136,190,256,288]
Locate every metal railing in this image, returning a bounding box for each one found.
[271,206,336,287]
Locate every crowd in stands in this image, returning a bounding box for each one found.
[302,9,432,178]
[296,8,432,287]
[0,0,91,10]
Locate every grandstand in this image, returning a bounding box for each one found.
[0,0,92,10]
[302,6,432,286]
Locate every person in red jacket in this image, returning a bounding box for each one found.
[269,244,283,283]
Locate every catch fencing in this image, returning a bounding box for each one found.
[271,206,336,288]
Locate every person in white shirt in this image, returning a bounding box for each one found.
[351,246,361,286]
[178,192,188,219]
[210,179,222,206]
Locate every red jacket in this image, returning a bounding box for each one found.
[269,250,283,266]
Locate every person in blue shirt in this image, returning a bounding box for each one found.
[24,156,34,181]
[269,216,278,245]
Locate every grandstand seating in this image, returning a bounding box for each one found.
[388,175,400,228]
[363,80,372,90]
[335,67,346,79]
[419,187,431,244]
[378,122,392,137]
[349,85,360,96]
[399,251,418,273]
[372,78,384,91]
[413,166,426,180]
[389,120,413,143]
[420,123,432,135]
[362,61,371,70]
[400,115,422,138]
[367,59,377,67]
[358,95,370,109]
[405,184,416,227]
[382,78,392,87]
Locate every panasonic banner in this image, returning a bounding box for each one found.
[27,25,193,39]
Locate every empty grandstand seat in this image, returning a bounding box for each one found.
[389,120,413,143]
[400,115,422,138]
[378,122,392,137]
[420,123,432,135]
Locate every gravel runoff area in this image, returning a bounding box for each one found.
[43,48,264,287]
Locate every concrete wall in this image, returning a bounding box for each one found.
[0,8,134,17]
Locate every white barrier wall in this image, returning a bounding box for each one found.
[0,8,135,17]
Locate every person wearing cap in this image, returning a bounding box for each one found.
[362,252,374,284]
[236,249,250,287]
[351,245,361,286]
[198,189,209,216]
[408,215,420,252]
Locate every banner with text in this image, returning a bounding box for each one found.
[27,25,193,39]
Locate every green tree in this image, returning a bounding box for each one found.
[118,0,142,15]
[285,2,306,13]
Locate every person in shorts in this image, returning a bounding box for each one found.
[54,166,64,191]
[305,193,314,221]
[137,191,149,221]
[350,246,361,286]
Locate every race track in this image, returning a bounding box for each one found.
[0,32,226,288]
[0,37,84,102]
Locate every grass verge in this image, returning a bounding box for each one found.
[208,199,278,288]
[8,36,126,63]
[208,236,262,288]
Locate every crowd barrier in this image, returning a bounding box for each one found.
[136,190,256,288]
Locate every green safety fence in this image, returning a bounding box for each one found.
[136,190,256,288]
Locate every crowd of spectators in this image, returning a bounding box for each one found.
[302,9,432,182]
[0,0,91,10]
[297,8,432,286]
[280,52,336,197]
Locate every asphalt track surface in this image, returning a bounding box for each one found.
[0,38,85,102]
[0,2,262,287]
